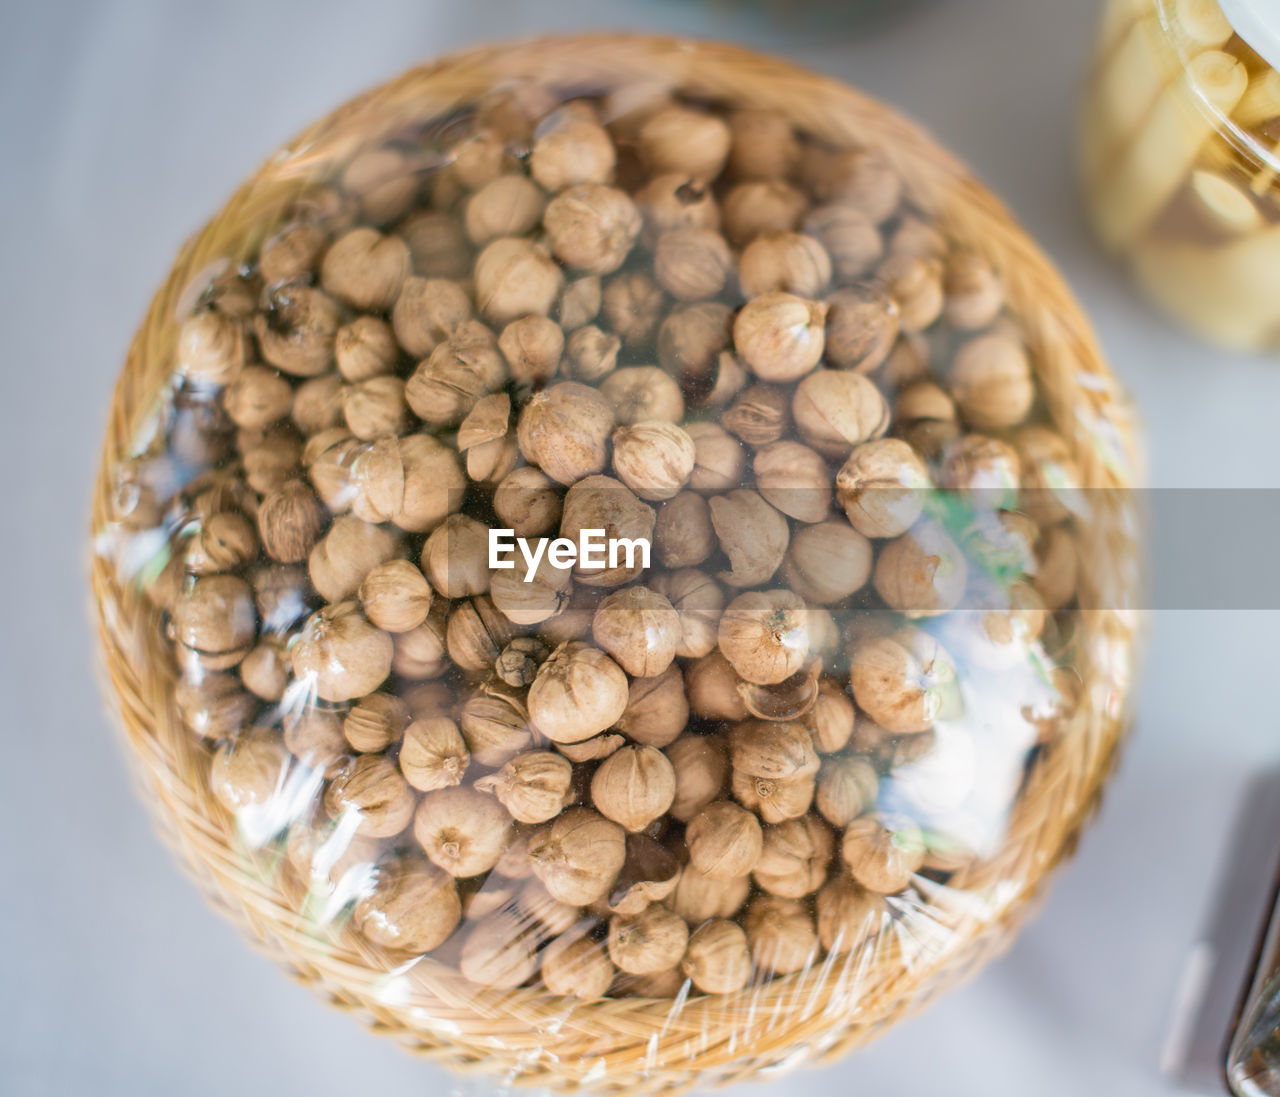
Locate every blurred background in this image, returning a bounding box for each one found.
[3,1,1279,1095]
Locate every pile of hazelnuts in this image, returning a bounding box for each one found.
[106,82,1084,1000]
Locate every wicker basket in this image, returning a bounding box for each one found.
[91,35,1140,1096]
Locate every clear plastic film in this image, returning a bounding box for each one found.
[1080,0,1280,350]
[91,36,1140,1095]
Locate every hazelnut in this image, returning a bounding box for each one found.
[358,558,433,634]
[611,421,695,501]
[291,373,345,436]
[494,467,562,537]
[656,302,732,391]
[654,228,732,301]
[528,642,629,744]
[222,365,292,431]
[559,475,655,587]
[617,664,689,748]
[291,602,393,703]
[721,180,807,246]
[894,380,959,457]
[664,734,727,822]
[603,271,665,345]
[1012,424,1080,525]
[781,519,873,605]
[825,284,900,372]
[308,515,400,603]
[335,316,399,381]
[649,568,724,659]
[565,324,621,382]
[607,834,680,915]
[803,204,883,283]
[490,546,573,626]
[876,254,943,334]
[685,652,749,721]
[529,807,627,905]
[753,440,830,524]
[686,423,746,494]
[608,905,689,975]
[687,801,763,879]
[354,855,461,953]
[303,428,359,511]
[391,276,471,358]
[753,816,834,898]
[558,275,602,332]
[344,692,410,753]
[476,750,574,824]
[729,720,820,782]
[237,639,287,701]
[254,284,340,377]
[499,315,564,384]
[324,753,416,838]
[243,430,303,496]
[391,606,449,679]
[464,173,546,245]
[282,707,346,769]
[530,109,616,191]
[815,874,884,955]
[733,292,827,382]
[739,232,832,299]
[460,911,540,988]
[399,716,470,792]
[806,679,857,754]
[873,519,969,616]
[517,381,614,486]
[803,147,902,223]
[494,636,551,689]
[944,249,1004,330]
[792,370,890,459]
[639,107,731,181]
[682,919,752,995]
[459,681,534,766]
[544,183,641,274]
[396,208,472,278]
[473,237,564,325]
[635,173,721,247]
[259,221,327,285]
[178,310,246,385]
[672,864,750,923]
[949,333,1035,430]
[591,745,676,832]
[173,575,256,669]
[321,227,410,311]
[405,320,506,427]
[557,734,625,763]
[655,491,715,569]
[742,895,818,975]
[599,366,685,425]
[591,586,680,678]
[542,931,615,999]
[815,756,879,828]
[841,814,925,894]
[422,514,492,599]
[890,216,947,259]
[727,108,800,181]
[709,490,789,588]
[185,510,258,574]
[342,147,421,224]
[342,375,409,440]
[414,786,513,878]
[835,438,931,539]
[849,629,958,734]
[732,771,816,824]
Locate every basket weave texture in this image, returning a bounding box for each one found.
[91,34,1140,1096]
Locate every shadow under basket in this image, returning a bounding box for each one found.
[91,34,1141,1097]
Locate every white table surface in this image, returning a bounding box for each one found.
[4,1,1279,1094]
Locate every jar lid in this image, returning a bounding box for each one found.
[1219,0,1280,72]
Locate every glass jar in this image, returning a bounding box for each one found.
[1080,0,1280,350]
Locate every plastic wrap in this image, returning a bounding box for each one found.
[1080,0,1280,350]
[92,36,1140,1095]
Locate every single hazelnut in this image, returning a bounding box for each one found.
[565,324,621,382]
[608,905,689,975]
[494,636,552,689]
[733,292,827,382]
[685,423,746,494]
[458,680,534,766]
[743,894,818,975]
[254,284,340,377]
[607,834,680,915]
[541,931,615,999]
[815,756,879,828]
[721,179,807,246]
[494,466,562,537]
[391,276,472,358]
[611,421,695,501]
[603,271,665,346]
[475,750,574,825]
[210,727,289,813]
[849,629,957,734]
[291,373,345,436]
[876,254,943,334]
[841,814,925,894]
[732,771,816,824]
[655,491,715,568]
[307,515,400,603]
[835,438,931,538]
[421,514,491,599]
[399,716,470,792]
[792,370,890,459]
[591,745,676,832]
[473,237,564,325]
[803,204,882,283]
[873,518,970,616]
[739,231,832,300]
[498,315,564,384]
[894,380,959,457]
[825,284,900,372]
[405,320,506,427]
[396,208,473,279]
[599,366,685,425]
[753,441,830,524]
[447,596,518,672]
[335,316,399,381]
[185,510,258,575]
[944,249,1005,330]
[390,606,449,680]
[721,384,788,448]
[803,147,902,223]
[781,519,873,605]
[559,475,655,588]
[222,365,292,431]
[949,333,1035,430]
[358,558,433,634]
[528,641,629,744]
[656,302,732,393]
[320,227,410,312]
[303,428,358,511]
[753,816,834,898]
[685,652,749,722]
[686,801,763,879]
[639,107,731,181]
[556,734,625,763]
[727,108,800,180]
[648,568,724,659]
[591,586,680,679]
[529,807,627,905]
[709,491,789,589]
[558,274,602,332]
[490,545,573,626]
[413,786,513,878]
[282,707,346,769]
[635,173,721,247]
[344,692,410,753]
[178,310,246,385]
[324,753,415,838]
[729,720,820,782]
[459,911,540,988]
[616,664,689,748]
[544,183,641,275]
[354,855,461,954]
[464,173,546,245]
[243,429,303,496]
[342,375,409,440]
[530,109,616,191]
[816,874,884,955]
[517,381,614,485]
[682,920,751,995]
[259,221,328,285]
[663,734,727,823]
[173,575,256,669]
[653,228,732,301]
[672,864,750,923]
[881,331,931,390]
[806,679,857,754]
[890,216,947,259]
[341,147,421,224]
[291,602,393,703]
